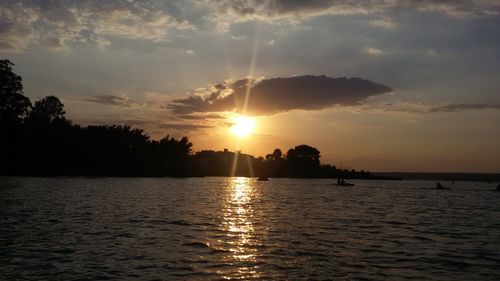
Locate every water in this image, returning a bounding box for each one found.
[1,177,499,280]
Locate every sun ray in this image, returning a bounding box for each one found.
[230,23,260,178]
[242,23,261,114]
[230,151,239,177]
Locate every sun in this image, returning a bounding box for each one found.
[231,116,255,137]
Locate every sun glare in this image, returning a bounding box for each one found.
[231,116,255,137]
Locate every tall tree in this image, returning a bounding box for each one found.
[286,145,321,177]
[0,59,31,125]
[0,59,32,174]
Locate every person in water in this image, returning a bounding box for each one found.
[337,178,347,185]
[436,182,443,189]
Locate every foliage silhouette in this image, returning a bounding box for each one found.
[27,96,66,126]
[286,145,321,177]
[1,60,31,174]
[1,59,382,179]
[0,60,31,124]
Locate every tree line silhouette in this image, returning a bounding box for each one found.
[0,59,386,178]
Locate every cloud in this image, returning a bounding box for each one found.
[426,49,439,57]
[2,1,498,51]
[407,0,500,19]
[177,114,225,120]
[158,123,214,131]
[428,102,500,113]
[369,16,398,29]
[209,0,379,22]
[365,47,385,55]
[265,39,276,46]
[207,0,384,30]
[76,118,213,134]
[77,118,156,127]
[366,101,500,114]
[0,3,38,51]
[0,0,195,51]
[169,75,392,115]
[85,95,144,107]
[46,37,65,50]
[230,35,248,40]
[207,0,500,29]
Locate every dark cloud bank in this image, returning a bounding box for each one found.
[428,103,500,113]
[85,95,144,107]
[158,123,214,130]
[169,75,392,115]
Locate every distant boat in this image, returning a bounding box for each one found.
[334,162,354,186]
[334,178,354,186]
[258,176,269,181]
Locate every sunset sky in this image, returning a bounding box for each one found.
[1,0,500,172]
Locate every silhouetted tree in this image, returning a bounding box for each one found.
[27,96,66,126]
[286,145,321,177]
[286,145,320,165]
[0,60,32,174]
[266,148,282,160]
[150,135,193,176]
[0,59,31,125]
[192,150,256,177]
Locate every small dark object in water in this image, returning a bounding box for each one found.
[334,178,354,186]
[435,182,450,190]
[258,176,269,181]
[497,184,500,191]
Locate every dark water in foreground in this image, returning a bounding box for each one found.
[1,177,499,280]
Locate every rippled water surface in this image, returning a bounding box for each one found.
[1,177,499,280]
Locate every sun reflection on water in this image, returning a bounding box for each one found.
[219,177,261,279]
